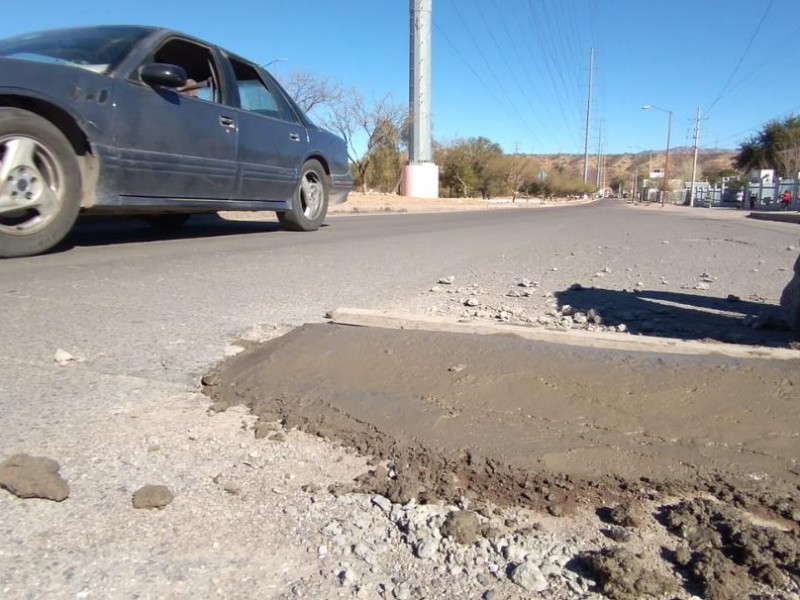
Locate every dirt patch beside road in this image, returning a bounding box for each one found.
[204,322,800,597]
[218,192,593,222]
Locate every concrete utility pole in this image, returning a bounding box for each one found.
[689,106,701,207]
[403,0,439,198]
[582,48,594,185]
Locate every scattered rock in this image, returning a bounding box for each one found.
[609,503,641,528]
[414,537,439,559]
[438,276,455,285]
[616,324,628,333]
[448,364,467,373]
[518,278,532,288]
[430,285,442,293]
[547,504,564,517]
[371,494,392,514]
[54,349,76,366]
[393,581,412,600]
[0,454,69,502]
[695,282,710,291]
[465,298,480,307]
[508,561,548,592]
[580,548,677,600]
[569,283,583,291]
[440,510,480,545]
[607,526,632,542]
[726,294,741,303]
[662,240,670,245]
[268,432,286,442]
[132,484,174,510]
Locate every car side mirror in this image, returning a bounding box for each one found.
[139,63,187,88]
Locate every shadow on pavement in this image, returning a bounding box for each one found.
[53,213,285,252]
[554,286,795,347]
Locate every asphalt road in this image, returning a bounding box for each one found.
[1,200,798,449]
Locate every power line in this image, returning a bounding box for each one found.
[432,20,539,145]
[705,0,776,115]
[444,0,543,144]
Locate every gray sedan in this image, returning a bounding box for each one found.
[0,25,353,257]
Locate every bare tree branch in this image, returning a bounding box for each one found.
[280,71,342,114]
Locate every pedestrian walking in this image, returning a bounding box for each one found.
[782,190,791,211]
[749,192,757,210]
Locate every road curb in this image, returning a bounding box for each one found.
[748,212,800,225]
[326,308,800,361]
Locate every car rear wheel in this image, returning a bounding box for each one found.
[277,159,329,232]
[0,108,82,258]
[142,214,191,230]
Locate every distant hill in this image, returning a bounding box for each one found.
[525,150,737,184]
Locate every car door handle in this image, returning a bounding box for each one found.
[219,116,236,129]
[289,133,301,142]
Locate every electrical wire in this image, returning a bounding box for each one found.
[705,0,776,115]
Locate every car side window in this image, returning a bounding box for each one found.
[229,57,297,123]
[147,38,222,104]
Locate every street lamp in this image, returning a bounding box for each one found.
[641,105,673,206]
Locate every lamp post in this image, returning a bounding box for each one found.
[641,105,673,206]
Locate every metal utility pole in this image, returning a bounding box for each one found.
[403,0,439,198]
[595,126,602,190]
[582,48,594,185]
[689,106,701,207]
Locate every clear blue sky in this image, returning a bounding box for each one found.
[2,0,798,155]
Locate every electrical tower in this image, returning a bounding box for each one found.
[402,0,439,198]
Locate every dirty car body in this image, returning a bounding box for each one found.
[0,25,352,257]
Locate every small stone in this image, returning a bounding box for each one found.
[636,281,644,288]
[509,561,548,592]
[519,278,532,288]
[0,454,69,502]
[353,543,370,561]
[573,313,589,325]
[788,245,796,251]
[506,289,522,298]
[569,283,583,291]
[607,526,632,542]
[465,298,480,307]
[695,282,710,291]
[430,286,442,293]
[662,240,670,245]
[726,294,741,302]
[560,305,573,316]
[609,503,641,527]
[448,364,467,373]
[268,432,286,442]
[438,276,455,285]
[617,324,628,333]
[223,482,242,495]
[603,266,612,273]
[414,537,439,559]
[318,545,328,557]
[673,545,691,566]
[440,510,481,545]
[371,495,392,513]
[393,582,412,600]
[54,349,75,366]
[547,504,564,517]
[132,484,174,509]
[338,568,358,586]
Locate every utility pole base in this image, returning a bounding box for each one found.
[402,163,439,199]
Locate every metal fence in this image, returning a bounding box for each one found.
[744,179,800,212]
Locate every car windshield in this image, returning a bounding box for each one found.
[0,26,151,74]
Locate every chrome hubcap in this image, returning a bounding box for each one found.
[301,172,323,219]
[0,136,61,236]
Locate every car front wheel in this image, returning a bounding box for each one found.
[277,159,329,232]
[0,108,82,258]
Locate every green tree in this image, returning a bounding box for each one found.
[735,115,800,177]
[436,137,504,198]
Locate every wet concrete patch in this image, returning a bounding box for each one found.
[204,323,800,595]
[204,323,800,505]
